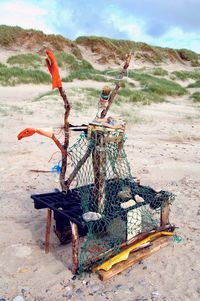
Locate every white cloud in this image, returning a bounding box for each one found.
[104,10,147,42]
[103,9,200,52]
[0,0,54,33]
[154,28,200,52]
[0,0,199,53]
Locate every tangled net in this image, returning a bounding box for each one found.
[66,129,174,273]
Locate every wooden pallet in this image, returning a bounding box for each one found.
[95,236,171,281]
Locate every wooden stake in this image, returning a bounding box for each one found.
[97,236,171,281]
[70,222,79,274]
[92,131,107,213]
[45,209,52,254]
[100,52,132,118]
[160,199,170,227]
[58,87,71,191]
[64,140,94,189]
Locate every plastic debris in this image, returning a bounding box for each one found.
[173,235,183,243]
[18,268,29,273]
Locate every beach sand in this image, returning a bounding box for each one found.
[0,81,200,301]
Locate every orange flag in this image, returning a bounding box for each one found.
[45,50,62,89]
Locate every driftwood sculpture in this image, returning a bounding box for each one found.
[18,50,175,279]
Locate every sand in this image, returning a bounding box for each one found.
[0,79,200,301]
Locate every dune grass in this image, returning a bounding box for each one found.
[7,53,42,68]
[172,70,200,81]
[114,92,164,106]
[54,51,110,82]
[128,72,187,96]
[0,66,51,86]
[83,84,164,106]
[54,52,93,71]
[191,92,200,102]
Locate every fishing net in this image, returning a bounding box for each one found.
[66,127,174,273]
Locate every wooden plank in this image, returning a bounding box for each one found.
[81,225,175,271]
[45,209,52,254]
[97,236,171,281]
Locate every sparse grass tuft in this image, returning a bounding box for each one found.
[7,53,42,68]
[83,88,100,98]
[0,66,51,86]
[150,68,168,76]
[188,80,200,88]
[191,91,200,102]
[33,90,59,101]
[118,87,133,97]
[0,62,6,68]
[63,70,109,82]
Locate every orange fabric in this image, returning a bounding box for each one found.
[17,128,36,140]
[45,50,62,89]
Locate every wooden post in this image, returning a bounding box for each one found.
[45,209,52,254]
[160,199,170,226]
[92,130,107,213]
[70,222,79,274]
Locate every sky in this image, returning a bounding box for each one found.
[0,0,199,53]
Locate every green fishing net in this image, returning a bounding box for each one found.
[66,128,174,273]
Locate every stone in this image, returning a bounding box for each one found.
[75,288,84,299]
[151,291,160,297]
[12,296,24,301]
[90,284,102,293]
[115,284,125,290]
[65,291,73,299]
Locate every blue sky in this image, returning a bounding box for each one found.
[0,0,199,52]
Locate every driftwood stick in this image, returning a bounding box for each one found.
[64,141,94,189]
[160,199,170,226]
[101,52,132,118]
[52,134,67,157]
[58,87,71,191]
[70,222,79,274]
[45,209,52,254]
